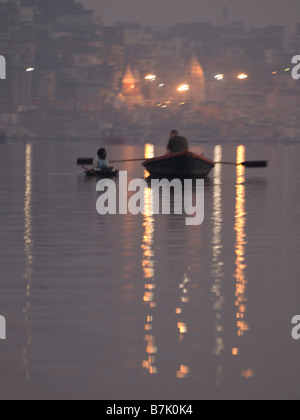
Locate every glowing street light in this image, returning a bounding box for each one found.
[237,73,248,80]
[177,84,190,92]
[145,74,157,82]
[214,74,224,81]
[26,67,35,72]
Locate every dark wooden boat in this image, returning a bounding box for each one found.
[84,167,119,178]
[143,151,215,178]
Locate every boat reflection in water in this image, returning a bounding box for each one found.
[142,144,195,379]
[142,144,158,375]
[23,143,33,379]
[140,144,254,381]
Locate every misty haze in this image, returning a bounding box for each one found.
[0,0,300,402]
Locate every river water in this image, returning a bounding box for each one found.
[0,140,300,400]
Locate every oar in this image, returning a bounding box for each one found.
[81,165,97,175]
[215,161,268,168]
[78,158,94,166]
[77,158,145,166]
[111,158,146,163]
[78,157,268,168]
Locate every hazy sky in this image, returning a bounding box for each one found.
[82,0,300,30]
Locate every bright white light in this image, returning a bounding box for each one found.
[215,74,224,80]
[177,84,190,92]
[158,83,165,87]
[145,74,157,82]
[237,73,248,80]
[26,68,35,72]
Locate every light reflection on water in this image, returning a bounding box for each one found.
[0,141,300,399]
[23,143,33,379]
[211,145,225,387]
[142,143,157,375]
[234,145,249,340]
[233,145,253,380]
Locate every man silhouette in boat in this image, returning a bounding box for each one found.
[167,130,189,154]
[93,148,110,170]
[90,148,118,177]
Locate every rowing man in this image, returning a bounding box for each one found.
[167,130,189,154]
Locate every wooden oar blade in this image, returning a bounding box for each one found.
[77,157,145,165]
[77,158,93,166]
[241,161,268,168]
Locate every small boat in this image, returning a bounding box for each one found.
[84,167,119,178]
[143,151,215,178]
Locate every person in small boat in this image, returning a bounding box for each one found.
[93,148,111,171]
[170,129,178,138]
[167,131,189,154]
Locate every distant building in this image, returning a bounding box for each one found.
[122,65,140,96]
[186,55,206,106]
[116,64,144,107]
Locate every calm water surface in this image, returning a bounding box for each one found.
[0,140,300,400]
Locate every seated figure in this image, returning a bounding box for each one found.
[93,148,110,171]
[167,135,189,154]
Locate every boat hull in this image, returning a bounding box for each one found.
[84,169,119,178]
[143,151,215,178]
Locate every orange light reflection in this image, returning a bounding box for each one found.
[176,365,190,379]
[234,146,249,339]
[142,144,157,375]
